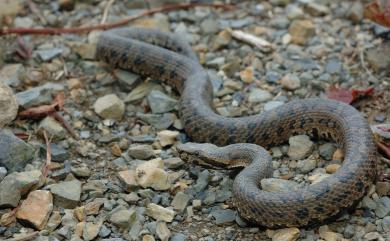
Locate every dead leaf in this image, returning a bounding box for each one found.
[364,0,390,28]
[326,86,374,104]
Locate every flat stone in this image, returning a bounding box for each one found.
[136,159,170,190]
[157,130,179,147]
[376,181,390,196]
[125,81,160,103]
[163,157,184,169]
[50,179,81,208]
[156,221,171,241]
[113,69,142,91]
[147,90,178,114]
[93,94,125,120]
[308,173,331,184]
[281,74,301,91]
[16,82,64,109]
[318,143,337,161]
[288,20,315,45]
[211,208,236,225]
[171,192,190,212]
[0,0,23,17]
[46,211,61,231]
[248,88,272,103]
[136,113,174,130]
[305,2,329,16]
[146,203,175,222]
[171,233,187,241]
[0,80,18,127]
[117,170,138,192]
[110,209,137,229]
[325,59,342,74]
[266,71,281,84]
[375,196,390,218]
[261,178,299,192]
[0,63,25,87]
[41,143,69,162]
[264,101,284,111]
[200,18,219,34]
[38,116,67,141]
[72,42,96,60]
[128,144,155,160]
[36,48,63,61]
[288,135,314,160]
[271,227,300,241]
[16,190,53,230]
[83,220,103,241]
[297,159,317,174]
[0,129,35,172]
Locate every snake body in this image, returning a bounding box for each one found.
[97,28,377,227]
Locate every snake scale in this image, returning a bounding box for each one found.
[97,28,377,227]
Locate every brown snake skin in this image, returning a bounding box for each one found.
[97,28,377,227]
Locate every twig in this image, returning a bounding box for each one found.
[50,112,79,140]
[101,0,116,24]
[377,141,390,159]
[0,3,234,35]
[41,130,52,178]
[4,231,39,241]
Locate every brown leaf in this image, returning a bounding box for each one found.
[326,86,374,104]
[364,0,390,28]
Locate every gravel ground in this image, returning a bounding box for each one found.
[0,0,389,241]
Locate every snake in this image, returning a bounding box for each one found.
[96,28,377,227]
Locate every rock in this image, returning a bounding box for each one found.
[171,192,190,212]
[375,196,390,218]
[50,179,81,208]
[281,74,301,91]
[297,159,317,174]
[286,5,304,20]
[212,29,232,50]
[248,88,272,103]
[332,148,344,161]
[210,208,236,225]
[46,211,61,231]
[143,235,155,241]
[109,209,136,229]
[318,143,336,161]
[59,0,75,10]
[305,2,329,16]
[137,113,174,130]
[269,0,291,6]
[36,48,63,61]
[113,69,141,91]
[157,130,179,147]
[325,164,340,174]
[325,58,342,74]
[364,232,383,241]
[240,66,254,84]
[16,190,53,230]
[171,233,187,241]
[0,81,18,128]
[128,145,155,160]
[72,43,96,60]
[71,165,91,178]
[117,170,138,192]
[99,224,111,238]
[0,167,6,181]
[288,135,314,160]
[288,20,315,45]
[261,178,299,192]
[83,221,103,241]
[156,221,171,241]
[147,90,178,114]
[16,82,64,109]
[366,43,390,73]
[347,2,363,23]
[376,181,390,196]
[0,63,25,87]
[146,203,175,222]
[135,159,170,190]
[38,116,67,141]
[163,157,184,169]
[41,143,69,162]
[381,216,390,232]
[308,173,331,184]
[192,170,210,193]
[200,18,219,34]
[319,228,343,241]
[0,129,36,173]
[264,101,284,111]
[266,71,281,84]
[93,94,125,120]
[125,81,160,103]
[271,228,300,241]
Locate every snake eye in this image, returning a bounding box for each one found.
[194,151,200,156]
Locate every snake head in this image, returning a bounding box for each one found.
[176,142,230,169]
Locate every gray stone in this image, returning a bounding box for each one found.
[261,178,299,192]
[366,43,390,73]
[128,221,143,240]
[192,170,210,193]
[136,113,174,130]
[41,143,69,162]
[0,81,18,128]
[305,2,329,16]
[128,145,155,160]
[171,233,187,241]
[98,224,111,238]
[0,167,6,181]
[318,143,336,161]
[200,18,219,34]
[113,69,141,91]
[147,90,178,114]
[0,63,25,87]
[16,82,64,108]
[264,101,284,111]
[38,116,67,141]
[287,5,304,20]
[164,157,184,169]
[109,209,137,229]
[288,135,314,160]
[347,2,363,23]
[156,221,171,241]
[281,74,301,91]
[375,197,390,218]
[266,71,281,84]
[211,208,236,225]
[325,59,342,74]
[50,179,82,208]
[0,129,35,172]
[362,196,377,210]
[94,94,125,120]
[171,192,190,212]
[297,159,317,174]
[248,88,272,103]
[381,216,390,232]
[36,48,63,61]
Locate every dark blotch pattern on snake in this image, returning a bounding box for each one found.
[96,28,376,227]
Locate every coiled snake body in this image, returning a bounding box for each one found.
[97,28,376,227]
